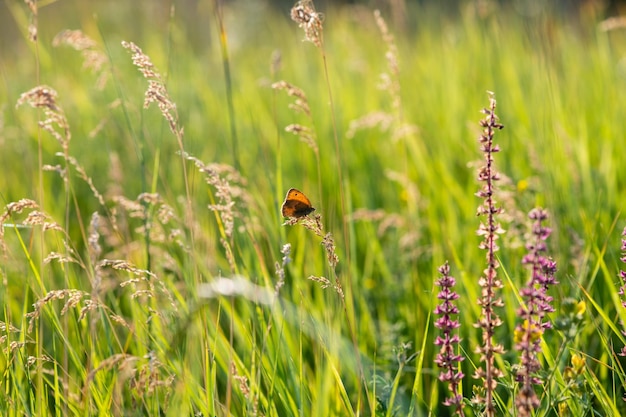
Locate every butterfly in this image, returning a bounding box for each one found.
[281,188,315,218]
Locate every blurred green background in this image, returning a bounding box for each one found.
[2,0,626,415]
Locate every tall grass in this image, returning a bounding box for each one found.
[1,1,626,416]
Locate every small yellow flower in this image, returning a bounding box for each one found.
[517,179,529,192]
[514,326,525,344]
[575,300,586,318]
[514,319,543,344]
[571,354,585,374]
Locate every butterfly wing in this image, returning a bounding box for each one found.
[282,188,315,218]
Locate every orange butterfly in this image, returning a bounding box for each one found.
[281,188,315,218]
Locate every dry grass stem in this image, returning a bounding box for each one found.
[43,252,78,264]
[64,154,106,206]
[184,153,248,240]
[16,86,71,155]
[275,243,291,295]
[121,41,181,138]
[346,112,394,139]
[0,199,39,254]
[271,81,311,116]
[23,0,37,42]
[284,213,341,294]
[285,124,318,153]
[101,259,177,311]
[26,289,89,332]
[23,210,63,233]
[88,212,102,264]
[53,29,108,89]
[231,362,252,400]
[308,275,344,298]
[599,16,626,31]
[290,0,324,48]
[374,10,400,114]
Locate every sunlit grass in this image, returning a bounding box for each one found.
[1,1,626,416]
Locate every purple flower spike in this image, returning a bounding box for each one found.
[618,227,626,358]
[473,92,505,417]
[514,208,558,416]
[434,262,466,416]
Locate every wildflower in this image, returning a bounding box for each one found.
[473,92,505,417]
[434,262,465,416]
[617,227,626,356]
[514,207,558,416]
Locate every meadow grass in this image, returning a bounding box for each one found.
[1,1,626,416]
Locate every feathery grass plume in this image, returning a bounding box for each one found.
[85,353,138,390]
[284,214,339,267]
[434,261,466,416]
[272,79,323,219]
[110,259,174,304]
[16,86,70,157]
[473,92,505,416]
[290,0,324,48]
[40,153,108,226]
[0,322,20,353]
[0,197,93,318]
[618,227,626,358]
[373,10,400,117]
[347,11,418,144]
[275,243,291,295]
[0,199,39,252]
[183,152,249,273]
[284,213,342,297]
[284,124,318,154]
[24,211,64,233]
[87,211,104,332]
[270,49,282,78]
[599,16,626,32]
[131,351,175,397]
[53,29,108,89]
[23,0,37,42]
[122,40,195,243]
[121,41,180,138]
[346,111,394,139]
[84,352,174,405]
[272,81,319,156]
[183,153,247,241]
[96,257,179,327]
[26,289,89,333]
[514,208,558,416]
[64,154,106,206]
[231,361,255,414]
[88,212,102,266]
[0,199,68,262]
[288,0,351,311]
[107,192,184,262]
[271,81,311,116]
